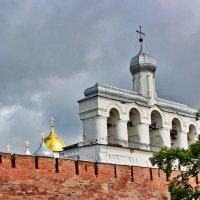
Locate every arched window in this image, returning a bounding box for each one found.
[149,110,163,151]
[188,124,197,146]
[127,108,141,148]
[107,108,120,145]
[170,118,182,148]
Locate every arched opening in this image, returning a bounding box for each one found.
[149,110,163,151]
[127,108,141,148]
[170,118,182,148]
[107,108,120,145]
[188,124,197,146]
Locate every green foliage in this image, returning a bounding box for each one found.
[162,194,169,200]
[169,174,200,200]
[150,136,200,200]
[196,109,200,121]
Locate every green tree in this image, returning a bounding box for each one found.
[196,109,200,121]
[150,136,200,200]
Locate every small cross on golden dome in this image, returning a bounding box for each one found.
[7,144,11,152]
[50,115,55,127]
[41,132,45,139]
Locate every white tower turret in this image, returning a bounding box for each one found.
[130,26,157,105]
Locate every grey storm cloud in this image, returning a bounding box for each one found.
[0,0,200,153]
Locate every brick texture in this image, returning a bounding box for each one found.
[0,153,198,200]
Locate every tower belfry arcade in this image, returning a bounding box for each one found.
[61,27,200,166]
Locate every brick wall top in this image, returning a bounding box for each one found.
[0,152,199,200]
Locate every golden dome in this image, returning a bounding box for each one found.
[44,116,65,152]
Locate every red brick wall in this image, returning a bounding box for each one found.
[0,153,198,200]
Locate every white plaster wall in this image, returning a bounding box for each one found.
[79,96,200,151]
[83,116,107,144]
[60,148,79,159]
[134,71,156,102]
[63,96,200,166]
[79,145,153,167]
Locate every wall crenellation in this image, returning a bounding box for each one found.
[0,152,198,182]
[0,152,199,199]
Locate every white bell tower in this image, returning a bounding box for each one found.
[130,26,157,105]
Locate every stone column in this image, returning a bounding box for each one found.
[172,131,188,149]
[159,128,171,148]
[178,132,188,149]
[116,119,128,147]
[135,123,150,150]
[83,116,108,145]
[96,116,108,144]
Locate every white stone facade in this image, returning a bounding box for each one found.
[60,82,199,167]
[79,83,199,150]
[61,42,200,167]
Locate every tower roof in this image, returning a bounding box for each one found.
[130,26,157,75]
[33,138,54,157]
[25,140,31,155]
[130,50,157,75]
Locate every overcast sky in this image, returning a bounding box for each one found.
[0,0,200,154]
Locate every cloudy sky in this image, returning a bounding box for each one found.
[0,0,200,154]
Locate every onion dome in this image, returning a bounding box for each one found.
[130,25,157,75]
[33,138,54,157]
[130,49,157,75]
[44,116,65,152]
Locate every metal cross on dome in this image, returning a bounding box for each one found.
[25,140,30,147]
[7,144,11,152]
[136,26,145,50]
[50,115,55,127]
[41,132,45,139]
